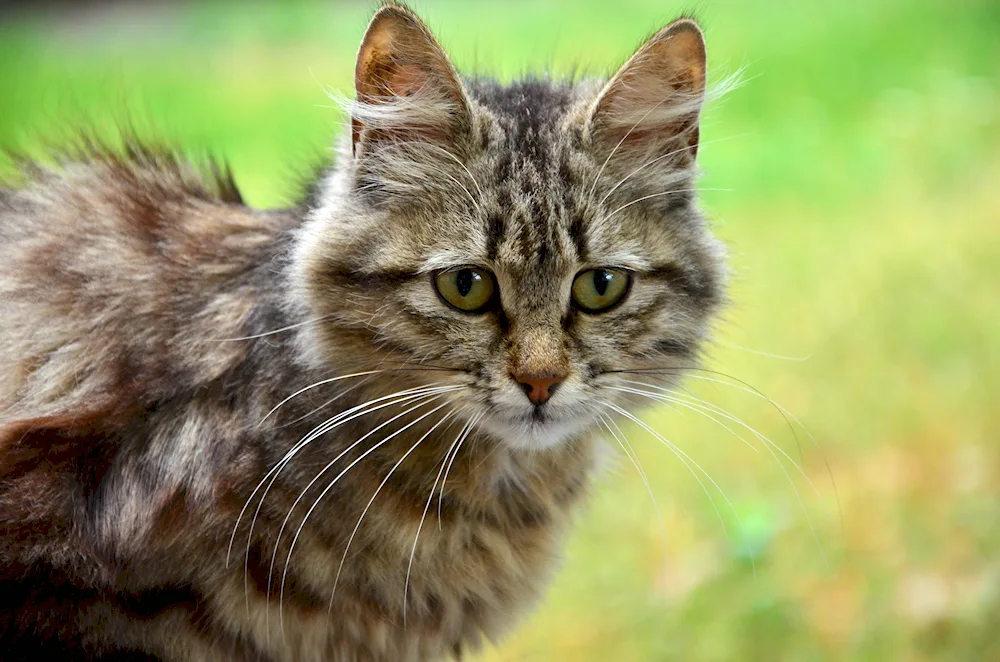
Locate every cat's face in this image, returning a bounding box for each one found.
[294,7,724,450]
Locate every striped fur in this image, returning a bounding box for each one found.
[0,5,725,661]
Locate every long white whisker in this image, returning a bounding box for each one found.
[229,384,453,613]
[611,385,760,455]
[587,91,679,201]
[601,188,730,224]
[604,402,756,571]
[680,372,818,449]
[628,368,815,450]
[212,313,336,342]
[260,388,454,585]
[439,169,482,215]
[233,389,441,615]
[437,414,480,529]
[715,338,812,362]
[675,392,829,565]
[421,142,484,197]
[681,370,844,533]
[403,412,477,625]
[275,399,455,637]
[257,388,449,630]
[598,135,737,207]
[598,414,666,553]
[257,370,384,428]
[235,385,454,624]
[618,382,828,565]
[620,381,825,505]
[330,410,458,614]
[274,376,375,430]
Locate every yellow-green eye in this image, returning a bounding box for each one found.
[434,267,497,313]
[571,268,631,313]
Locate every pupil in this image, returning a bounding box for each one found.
[593,270,611,296]
[456,269,475,297]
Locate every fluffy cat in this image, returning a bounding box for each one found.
[0,4,724,660]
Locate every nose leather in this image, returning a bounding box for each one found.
[513,373,565,405]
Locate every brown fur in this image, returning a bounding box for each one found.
[0,5,725,660]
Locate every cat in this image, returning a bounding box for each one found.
[0,4,725,661]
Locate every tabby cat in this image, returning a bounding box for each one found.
[0,4,724,660]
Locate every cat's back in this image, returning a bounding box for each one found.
[0,147,297,419]
[0,148,303,659]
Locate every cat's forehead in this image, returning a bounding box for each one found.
[456,80,587,272]
[400,79,672,275]
[467,79,577,142]
[467,79,581,179]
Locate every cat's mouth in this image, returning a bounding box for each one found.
[476,399,598,451]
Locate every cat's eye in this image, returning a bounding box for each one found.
[571,268,631,313]
[434,267,497,313]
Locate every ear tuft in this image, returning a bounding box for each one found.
[589,18,707,166]
[352,4,470,155]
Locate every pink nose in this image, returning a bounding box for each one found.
[513,373,565,405]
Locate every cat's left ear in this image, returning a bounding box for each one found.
[352,5,471,156]
[587,18,706,167]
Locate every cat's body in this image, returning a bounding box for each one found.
[0,6,724,661]
[0,150,589,660]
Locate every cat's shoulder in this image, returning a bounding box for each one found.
[0,138,297,424]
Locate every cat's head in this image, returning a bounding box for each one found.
[293,5,725,450]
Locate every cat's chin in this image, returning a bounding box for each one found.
[478,410,596,452]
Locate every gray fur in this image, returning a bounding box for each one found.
[0,6,725,661]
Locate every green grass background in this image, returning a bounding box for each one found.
[2,0,998,659]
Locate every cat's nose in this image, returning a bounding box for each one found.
[513,372,566,405]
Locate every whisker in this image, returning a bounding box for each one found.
[604,402,756,573]
[257,370,385,428]
[611,384,760,455]
[230,383,449,574]
[404,412,479,624]
[598,134,738,208]
[715,338,812,362]
[600,187,731,224]
[436,414,480,529]
[262,389,456,615]
[375,359,465,374]
[587,91,679,201]
[598,414,667,553]
[616,382,808,495]
[683,369,810,437]
[419,142,485,198]
[276,399,455,636]
[228,384,455,616]
[675,391,829,565]
[617,367,841,529]
[608,366,813,463]
[622,382,830,563]
[255,387,452,629]
[211,313,336,342]
[330,410,459,613]
[609,366,809,442]
[274,376,375,430]
[679,372,819,468]
[625,382,804,469]
[439,169,482,215]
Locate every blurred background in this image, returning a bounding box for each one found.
[2,0,998,659]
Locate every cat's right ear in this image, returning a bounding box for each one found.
[586,19,707,168]
[351,4,471,157]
